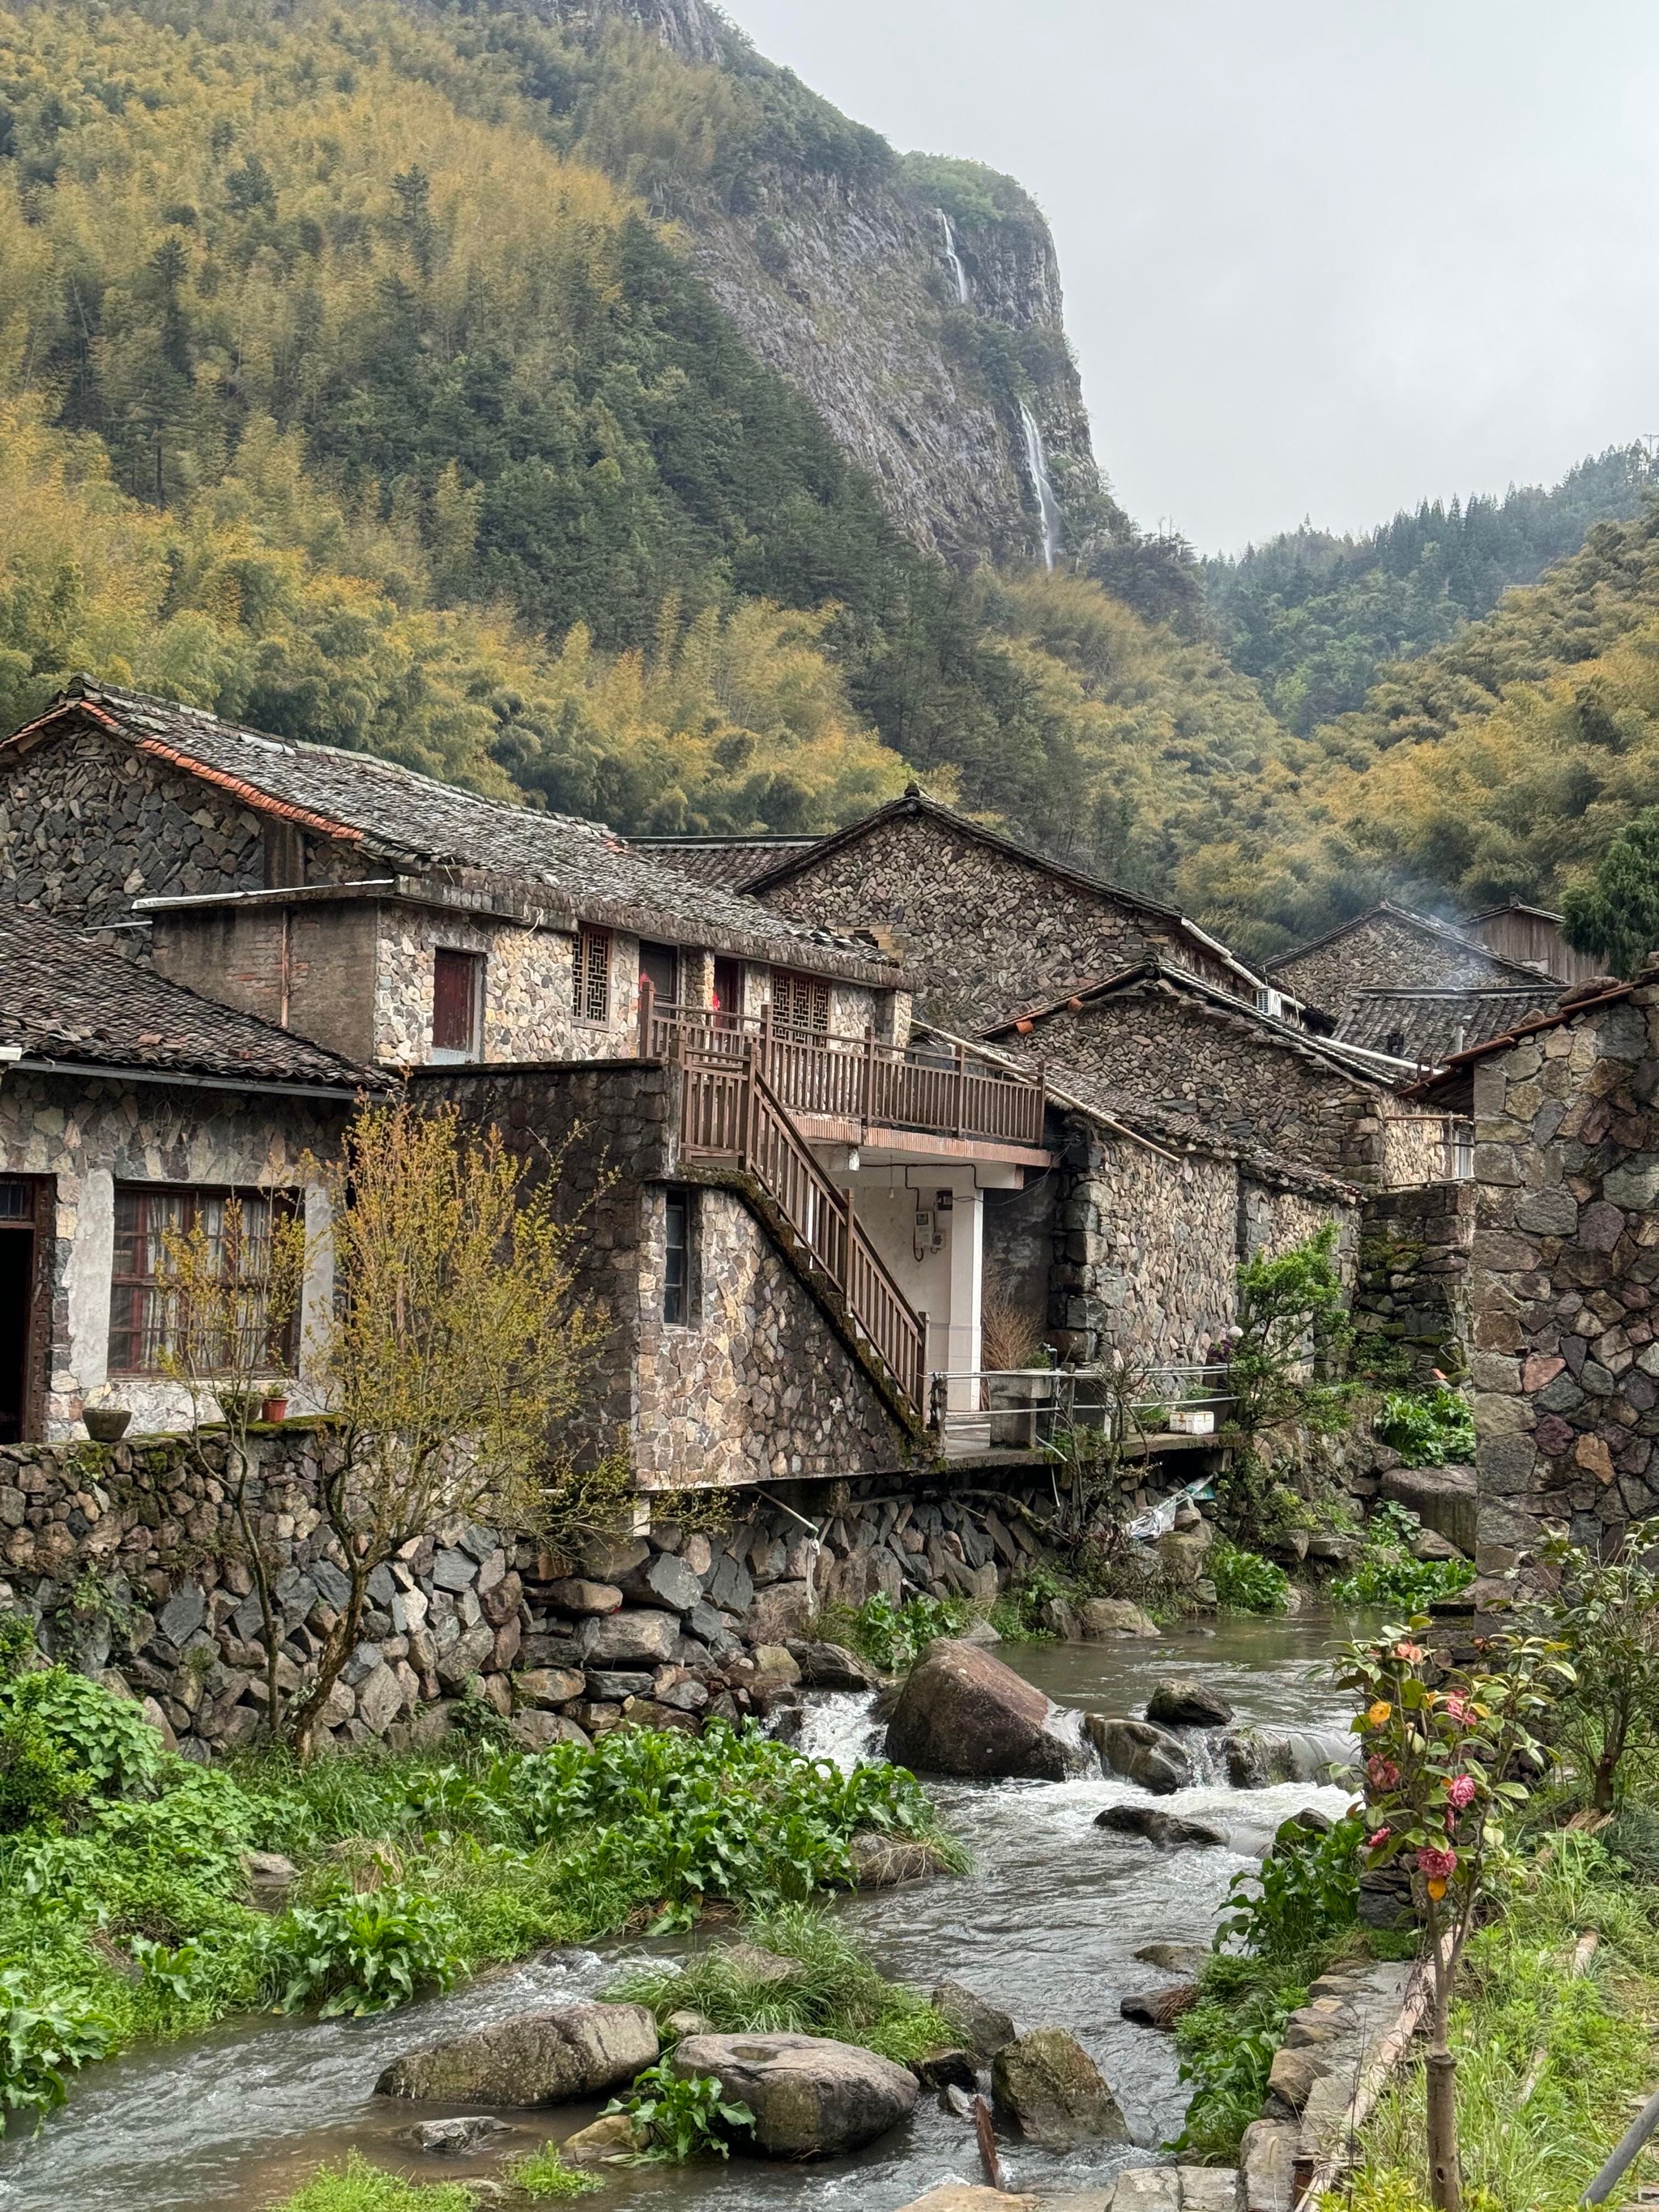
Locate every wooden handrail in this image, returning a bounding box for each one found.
[677,1038,926,1419]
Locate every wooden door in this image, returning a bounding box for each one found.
[0,1176,52,1444]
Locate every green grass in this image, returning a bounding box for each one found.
[609,1902,953,2067]
[264,2152,476,2211]
[1344,1835,1659,2211]
[505,2143,603,2198]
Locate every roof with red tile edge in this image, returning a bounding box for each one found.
[1402,974,1643,1098]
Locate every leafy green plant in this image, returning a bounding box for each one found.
[1542,1518,1659,1813]
[1209,1539,1290,1615]
[1376,1386,1476,1468]
[1174,1958,1311,2161]
[1222,1811,1363,1957]
[602,2060,754,2163]
[265,1884,461,2017]
[1225,1224,1356,1441]
[265,2151,476,2211]
[0,1667,164,1801]
[827,1592,970,1672]
[0,1967,113,2131]
[1333,1503,1474,1609]
[505,2143,603,2198]
[0,1704,83,1834]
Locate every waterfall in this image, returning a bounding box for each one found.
[934,207,970,305]
[1019,401,1061,570]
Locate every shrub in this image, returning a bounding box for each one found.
[505,2142,603,2199]
[1210,1540,1289,1615]
[1543,1517,1659,1813]
[1375,1386,1475,1467]
[602,2060,754,2161]
[1333,1502,1474,1608]
[265,1884,461,2017]
[0,1967,113,2131]
[829,1592,969,1672]
[0,1668,163,1802]
[1221,1811,1363,1958]
[0,1706,83,1834]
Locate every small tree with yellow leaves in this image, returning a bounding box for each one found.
[288,1099,607,1761]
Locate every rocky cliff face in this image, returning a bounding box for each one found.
[540,0,1119,568]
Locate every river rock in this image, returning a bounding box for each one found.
[885,1640,1091,1780]
[242,1850,297,1909]
[1221,1725,1359,1790]
[1083,1714,1192,1794]
[787,1640,877,1689]
[375,2000,659,2103]
[1380,1464,1477,1557]
[1077,1599,1161,1639]
[1094,1805,1227,1849]
[1134,1941,1209,1975]
[849,1831,955,1887]
[618,1550,702,1614]
[744,1580,815,1646]
[932,1978,1016,2060]
[911,2045,977,2090]
[893,2192,1038,2212]
[1120,1982,1201,2027]
[991,2027,1129,2147]
[578,1608,680,1665]
[1145,1681,1234,1728]
[406,2115,505,2154]
[561,2111,646,2162]
[1109,2175,1183,2212]
[712,1941,801,1987]
[547,1578,623,1616]
[671,2031,918,2156]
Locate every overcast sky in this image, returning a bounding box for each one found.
[721,0,1659,555]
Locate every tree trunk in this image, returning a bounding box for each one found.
[1425,1912,1462,2212]
[290,1561,371,1763]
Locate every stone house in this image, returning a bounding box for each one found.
[1334,984,1560,1070]
[980,960,1448,1189]
[1267,902,1545,1033]
[706,784,1273,1032]
[1411,968,1659,1572]
[0,903,380,1442]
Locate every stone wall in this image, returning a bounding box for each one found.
[1354,1180,1474,1383]
[1468,984,1659,1567]
[373,905,621,1067]
[998,981,1397,1184]
[1272,911,1526,1016]
[0,1070,343,1439]
[757,807,1236,1031]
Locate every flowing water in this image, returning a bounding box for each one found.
[934,209,970,305]
[1018,403,1062,570]
[0,1611,1362,2212]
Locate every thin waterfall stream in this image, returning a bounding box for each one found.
[934,208,970,305]
[1019,402,1062,570]
[0,1612,1362,2212]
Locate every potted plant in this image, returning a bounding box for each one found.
[82,1396,131,1443]
[260,1392,290,1423]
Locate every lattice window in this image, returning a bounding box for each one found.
[109,1186,297,1375]
[770,967,830,1035]
[572,928,612,1024]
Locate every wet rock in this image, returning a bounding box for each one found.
[375,2000,659,2103]
[848,1831,955,1887]
[991,2026,1129,2147]
[671,2030,918,2157]
[1145,1681,1234,1728]
[1133,1941,1209,1975]
[1077,1598,1160,1638]
[1094,1805,1227,1849]
[932,1978,1016,2061]
[912,2045,977,2090]
[1221,1726,1358,1791]
[1084,1714,1192,1795]
[787,1639,877,1689]
[749,1642,801,1689]
[561,2111,646,2163]
[406,2115,505,2154]
[1120,1982,1201,2027]
[242,1850,297,1910]
[885,1640,1092,1780]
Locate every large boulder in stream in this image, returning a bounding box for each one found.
[991,2027,1129,2147]
[1095,1804,1227,1849]
[375,2000,658,2103]
[1145,1680,1234,1729]
[1222,1725,1359,1790]
[671,2030,918,2156]
[1083,1714,1192,1794]
[885,1640,1091,1780]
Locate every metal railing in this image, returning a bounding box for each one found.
[641,986,1046,1148]
[928,1362,1235,1454]
[676,1031,927,1416]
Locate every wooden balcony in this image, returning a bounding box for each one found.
[640,992,1046,1151]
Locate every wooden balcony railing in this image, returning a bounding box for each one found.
[675,1031,927,1418]
[640,987,1045,1149]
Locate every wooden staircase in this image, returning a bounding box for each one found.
[673,1031,927,1422]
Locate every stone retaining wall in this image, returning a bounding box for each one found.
[1353,1179,1474,1383]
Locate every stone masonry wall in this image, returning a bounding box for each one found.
[1,1070,343,1439]
[1272,911,1526,1018]
[1469,985,1659,1568]
[757,808,1235,1031]
[1354,1180,1475,1384]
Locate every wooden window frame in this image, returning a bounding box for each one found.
[663,1188,696,1326]
[109,1184,300,1378]
[770,967,831,1036]
[573,926,612,1027]
[432,946,484,1060]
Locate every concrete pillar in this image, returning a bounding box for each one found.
[945,1188,983,1413]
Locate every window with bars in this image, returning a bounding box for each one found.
[770,967,830,1036]
[109,1186,298,1375]
[572,928,612,1024]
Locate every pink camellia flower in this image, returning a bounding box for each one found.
[1442,1693,1475,1726]
[1367,1755,1401,1791]
[1416,1846,1457,1881]
[1445,1774,1477,1809]
[1367,1826,1391,1850]
[1393,1640,1424,1663]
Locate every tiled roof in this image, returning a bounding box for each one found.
[629,835,821,890]
[0,903,382,1091]
[6,682,896,978]
[1337,985,1561,1065]
[1408,970,1644,1097]
[1265,900,1543,984]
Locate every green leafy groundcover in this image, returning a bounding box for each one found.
[0,1660,956,2131]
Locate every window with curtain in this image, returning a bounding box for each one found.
[109,1186,297,1375]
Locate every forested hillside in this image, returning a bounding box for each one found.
[1201,446,1658,734]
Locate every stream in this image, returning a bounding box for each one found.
[0,1610,1363,2211]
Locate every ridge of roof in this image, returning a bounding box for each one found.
[5,682,897,977]
[1265,899,1543,983]
[744,784,1269,989]
[979,956,1411,1087]
[0,902,386,1091]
